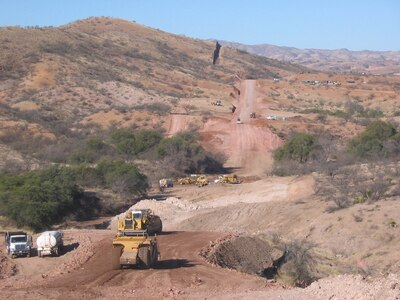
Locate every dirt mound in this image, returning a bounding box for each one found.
[0,251,17,279]
[202,235,275,275]
[109,197,198,231]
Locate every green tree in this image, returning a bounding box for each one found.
[110,129,163,157]
[0,167,84,231]
[274,133,317,163]
[348,120,398,158]
[157,131,224,176]
[95,160,149,196]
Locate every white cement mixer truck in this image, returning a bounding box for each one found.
[36,231,64,257]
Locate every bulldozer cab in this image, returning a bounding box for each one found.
[119,210,146,232]
[132,210,144,229]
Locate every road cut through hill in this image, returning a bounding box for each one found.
[200,79,282,176]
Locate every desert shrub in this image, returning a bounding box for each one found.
[110,129,162,157]
[110,129,135,144]
[94,160,148,196]
[0,167,85,231]
[279,240,316,287]
[157,131,225,176]
[348,120,398,158]
[271,160,312,176]
[358,175,391,201]
[325,196,351,213]
[274,133,317,163]
[85,137,106,151]
[134,102,171,116]
[69,151,95,164]
[353,196,367,204]
[133,129,163,153]
[68,137,111,164]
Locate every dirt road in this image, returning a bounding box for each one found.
[167,114,189,136]
[0,231,283,299]
[199,79,282,176]
[238,80,255,123]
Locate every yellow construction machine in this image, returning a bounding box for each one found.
[196,175,209,187]
[177,174,209,187]
[112,210,161,269]
[218,174,241,184]
[177,176,195,185]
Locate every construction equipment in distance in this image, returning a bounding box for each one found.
[113,209,161,269]
[159,178,174,188]
[177,176,195,185]
[217,174,241,184]
[177,174,209,187]
[196,175,209,187]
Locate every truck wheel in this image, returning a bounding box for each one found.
[11,254,16,259]
[27,250,31,258]
[38,250,42,257]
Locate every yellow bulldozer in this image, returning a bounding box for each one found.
[112,209,161,269]
[177,174,209,187]
[177,176,195,185]
[196,175,209,187]
[217,174,241,184]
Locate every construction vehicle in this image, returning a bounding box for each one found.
[117,209,162,235]
[177,176,195,185]
[159,178,174,188]
[113,209,161,269]
[211,100,222,106]
[36,231,63,257]
[196,175,209,187]
[5,231,32,258]
[217,174,241,184]
[177,174,209,187]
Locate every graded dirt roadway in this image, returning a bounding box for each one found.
[0,231,289,299]
[200,79,282,175]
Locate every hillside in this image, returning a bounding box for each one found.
[0,17,304,119]
[0,17,306,170]
[1,17,400,300]
[221,41,400,75]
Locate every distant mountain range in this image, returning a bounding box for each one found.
[220,41,400,75]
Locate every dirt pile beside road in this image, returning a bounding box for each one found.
[109,197,198,231]
[0,251,17,279]
[201,235,275,275]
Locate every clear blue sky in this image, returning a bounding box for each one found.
[1,0,399,51]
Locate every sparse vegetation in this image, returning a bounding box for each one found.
[278,239,316,287]
[0,167,87,231]
[348,120,399,158]
[0,160,149,230]
[157,131,226,176]
[274,133,318,163]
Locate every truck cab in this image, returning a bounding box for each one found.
[5,231,32,258]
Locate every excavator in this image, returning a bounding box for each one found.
[112,209,161,269]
